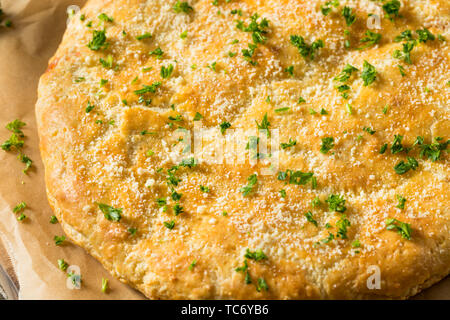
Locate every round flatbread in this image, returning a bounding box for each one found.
[36,0,449,299]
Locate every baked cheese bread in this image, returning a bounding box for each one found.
[36,0,449,299]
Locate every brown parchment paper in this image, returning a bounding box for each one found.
[0,0,447,300]
[0,0,143,299]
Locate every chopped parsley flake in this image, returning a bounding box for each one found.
[86,101,95,113]
[275,107,290,113]
[237,13,269,45]
[174,204,184,216]
[396,195,406,209]
[393,41,415,64]
[58,259,68,271]
[101,278,109,293]
[136,32,152,40]
[386,218,412,240]
[289,171,314,185]
[304,211,318,227]
[67,271,81,288]
[240,174,258,197]
[255,113,271,137]
[134,82,161,95]
[180,157,197,168]
[193,112,203,121]
[207,61,217,72]
[87,29,108,51]
[361,60,377,86]
[18,154,32,173]
[321,0,339,16]
[346,103,353,114]
[278,170,314,186]
[97,203,122,221]
[280,138,297,150]
[326,194,346,213]
[394,30,413,42]
[320,137,334,154]
[98,13,113,23]
[13,202,26,214]
[363,126,376,135]
[394,157,418,175]
[336,215,351,239]
[358,30,381,50]
[189,260,197,271]
[334,64,358,82]
[150,47,164,58]
[6,119,26,136]
[99,55,114,69]
[160,64,174,78]
[415,136,449,162]
[156,197,167,208]
[311,196,321,208]
[171,191,182,201]
[341,7,356,26]
[235,260,251,284]
[391,134,405,154]
[164,220,175,230]
[245,248,267,261]
[285,65,294,76]
[290,35,324,60]
[256,278,269,292]
[219,121,231,134]
[173,1,193,13]
[321,232,335,244]
[54,235,66,246]
[2,133,24,151]
[416,28,435,43]
[180,30,188,39]
[382,0,401,21]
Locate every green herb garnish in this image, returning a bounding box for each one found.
[320,137,334,154]
[97,203,122,221]
[326,194,346,213]
[240,174,257,196]
[290,35,324,60]
[87,29,108,51]
[386,218,412,240]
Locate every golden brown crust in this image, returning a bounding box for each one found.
[36,0,449,299]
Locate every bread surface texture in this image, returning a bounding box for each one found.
[36,0,450,299]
